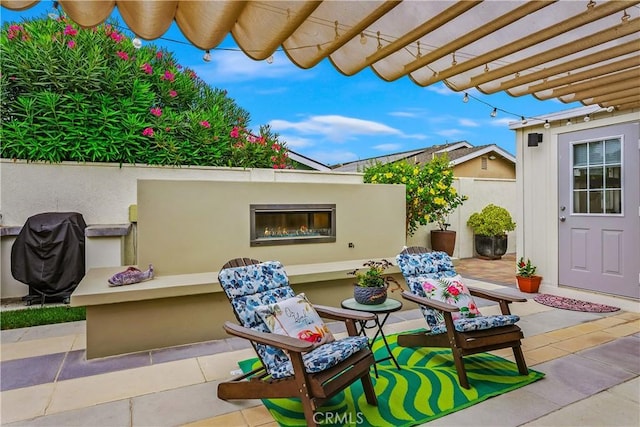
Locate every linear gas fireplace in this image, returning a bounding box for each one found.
[250,204,336,246]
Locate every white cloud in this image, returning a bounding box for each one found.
[279,135,314,149]
[191,50,304,83]
[436,128,465,138]
[269,115,426,143]
[458,118,480,127]
[373,143,402,152]
[426,84,457,96]
[388,108,428,118]
[489,118,513,127]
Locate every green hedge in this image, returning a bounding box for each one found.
[1,16,289,168]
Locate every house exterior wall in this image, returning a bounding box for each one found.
[453,156,516,179]
[515,109,639,311]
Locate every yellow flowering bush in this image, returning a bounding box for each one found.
[363,155,467,236]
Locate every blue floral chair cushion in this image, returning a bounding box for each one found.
[396,251,519,332]
[218,261,369,379]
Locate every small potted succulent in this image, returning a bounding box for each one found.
[516,257,542,293]
[348,259,400,305]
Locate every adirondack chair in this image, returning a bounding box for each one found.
[217,258,378,426]
[396,247,529,389]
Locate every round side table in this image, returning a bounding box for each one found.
[341,297,402,377]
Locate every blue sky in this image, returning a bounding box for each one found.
[1,2,581,166]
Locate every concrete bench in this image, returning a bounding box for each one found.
[71,259,404,359]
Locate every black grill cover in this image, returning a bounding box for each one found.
[11,212,87,296]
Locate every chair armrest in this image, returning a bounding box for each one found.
[400,291,460,313]
[223,321,314,353]
[313,305,376,321]
[468,286,527,303]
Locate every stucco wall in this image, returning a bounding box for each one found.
[0,161,363,298]
[137,180,407,275]
[454,156,515,179]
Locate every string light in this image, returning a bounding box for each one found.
[360,32,367,45]
[490,108,497,118]
[521,116,528,125]
[462,93,469,103]
[266,55,274,64]
[48,1,59,19]
[544,120,551,129]
[132,37,142,49]
[566,119,572,126]
[583,115,591,122]
[202,50,212,62]
[606,106,615,112]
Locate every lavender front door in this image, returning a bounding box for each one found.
[558,122,640,299]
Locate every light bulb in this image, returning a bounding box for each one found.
[583,115,590,122]
[462,93,469,103]
[606,106,615,112]
[521,116,528,125]
[360,33,367,45]
[132,37,142,49]
[202,50,212,62]
[566,119,572,126]
[544,120,551,129]
[490,108,497,118]
[266,55,274,64]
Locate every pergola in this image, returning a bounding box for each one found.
[2,0,639,111]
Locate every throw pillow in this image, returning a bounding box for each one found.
[421,275,482,321]
[255,293,335,347]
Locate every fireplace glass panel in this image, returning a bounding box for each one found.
[250,204,336,246]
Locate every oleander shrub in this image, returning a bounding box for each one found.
[0,15,290,168]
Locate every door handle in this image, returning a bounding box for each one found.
[559,216,566,222]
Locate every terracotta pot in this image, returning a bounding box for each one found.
[353,285,387,305]
[516,275,542,293]
[430,230,456,256]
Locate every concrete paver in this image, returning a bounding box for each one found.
[1,255,638,426]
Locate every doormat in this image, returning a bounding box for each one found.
[238,332,544,426]
[534,294,620,313]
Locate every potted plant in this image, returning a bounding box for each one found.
[466,204,515,259]
[363,155,467,250]
[348,259,401,305]
[516,257,542,293]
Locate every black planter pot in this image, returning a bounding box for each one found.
[474,234,508,260]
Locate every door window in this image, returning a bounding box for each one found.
[572,138,621,214]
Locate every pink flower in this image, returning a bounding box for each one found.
[116,51,129,60]
[141,63,153,74]
[63,25,77,36]
[150,107,162,117]
[199,120,210,128]
[271,143,281,152]
[169,90,177,98]
[161,71,175,82]
[142,127,154,137]
[165,127,171,132]
[67,40,76,49]
[156,51,163,59]
[230,127,240,138]
[110,32,124,43]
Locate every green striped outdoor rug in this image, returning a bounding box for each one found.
[238,331,544,427]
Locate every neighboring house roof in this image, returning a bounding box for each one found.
[288,150,332,171]
[331,141,514,172]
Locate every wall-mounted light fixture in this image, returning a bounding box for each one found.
[488,155,496,160]
[527,133,543,147]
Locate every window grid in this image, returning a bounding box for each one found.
[572,138,622,215]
